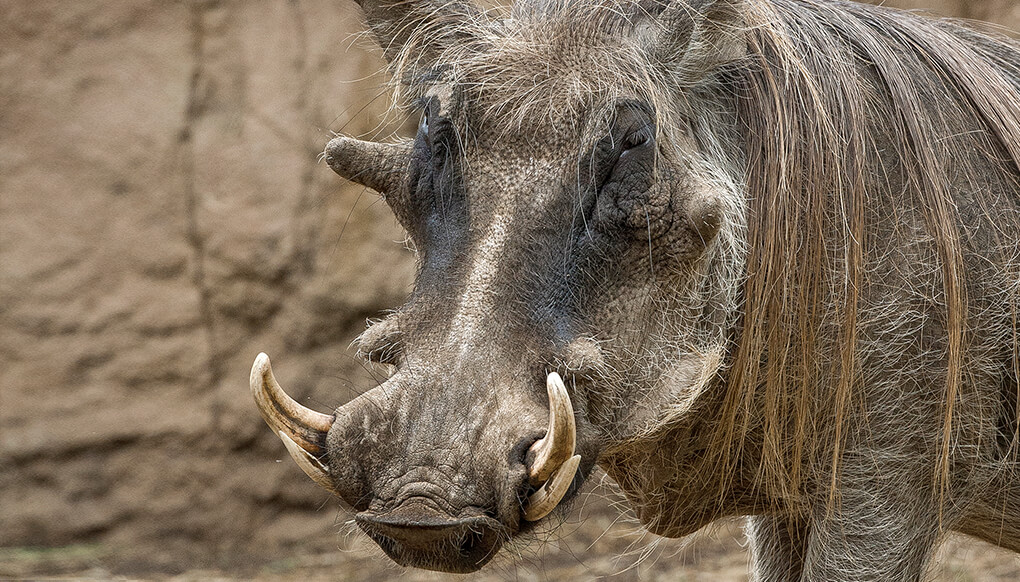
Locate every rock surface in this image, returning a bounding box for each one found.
[1,0,413,570]
[1,0,1017,575]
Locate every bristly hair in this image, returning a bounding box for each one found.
[721,0,1020,516]
[386,0,750,142]
[381,0,1020,519]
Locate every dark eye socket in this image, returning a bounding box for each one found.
[585,118,655,192]
[415,97,438,141]
[414,97,457,156]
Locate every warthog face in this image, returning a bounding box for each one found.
[253,0,746,573]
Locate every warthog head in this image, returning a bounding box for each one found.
[254,0,748,573]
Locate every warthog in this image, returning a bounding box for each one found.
[250,0,1020,578]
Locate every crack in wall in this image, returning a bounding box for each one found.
[288,0,322,279]
[181,0,223,403]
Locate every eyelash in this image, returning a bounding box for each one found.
[623,128,650,151]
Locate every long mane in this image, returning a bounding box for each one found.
[723,0,1020,509]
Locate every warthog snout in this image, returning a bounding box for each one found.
[251,353,590,572]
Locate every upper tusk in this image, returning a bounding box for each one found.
[279,430,335,492]
[527,371,576,485]
[250,353,333,455]
[523,454,581,521]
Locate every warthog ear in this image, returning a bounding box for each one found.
[353,0,480,63]
[638,0,746,82]
[324,136,412,195]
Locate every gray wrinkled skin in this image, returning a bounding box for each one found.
[299,0,1020,578]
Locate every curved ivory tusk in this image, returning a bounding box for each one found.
[527,372,576,485]
[250,353,333,455]
[523,455,581,521]
[279,430,335,492]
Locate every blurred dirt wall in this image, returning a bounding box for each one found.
[1,0,413,572]
[1,0,1018,575]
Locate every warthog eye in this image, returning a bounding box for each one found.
[621,125,652,153]
[415,98,434,147]
[585,104,656,189]
[414,97,456,162]
[419,108,429,137]
[582,103,659,233]
[398,95,464,246]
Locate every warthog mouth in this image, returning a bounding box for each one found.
[355,500,509,573]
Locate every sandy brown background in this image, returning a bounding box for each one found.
[2,0,1019,579]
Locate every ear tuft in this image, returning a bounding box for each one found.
[643,0,747,83]
[354,0,480,63]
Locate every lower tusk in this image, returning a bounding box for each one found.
[523,454,581,521]
[279,431,335,492]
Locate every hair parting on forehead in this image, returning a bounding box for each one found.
[381,0,1020,514]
